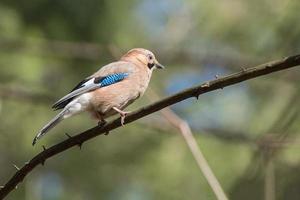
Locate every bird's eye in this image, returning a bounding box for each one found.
[148,55,153,60]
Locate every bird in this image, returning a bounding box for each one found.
[32,48,164,145]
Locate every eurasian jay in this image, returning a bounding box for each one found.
[32,48,164,145]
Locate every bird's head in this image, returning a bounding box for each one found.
[121,48,165,71]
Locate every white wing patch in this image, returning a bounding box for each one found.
[53,78,99,109]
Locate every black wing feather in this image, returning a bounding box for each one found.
[52,77,93,110]
[51,73,127,110]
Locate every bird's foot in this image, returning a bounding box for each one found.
[98,119,107,127]
[113,107,131,126]
[97,119,110,135]
[120,111,130,126]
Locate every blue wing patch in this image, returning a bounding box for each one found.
[96,73,129,87]
[52,73,129,110]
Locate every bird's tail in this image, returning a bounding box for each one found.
[32,110,66,146]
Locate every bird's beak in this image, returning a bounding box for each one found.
[155,62,165,69]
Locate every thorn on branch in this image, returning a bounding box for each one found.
[213,75,224,89]
[65,133,72,138]
[13,164,20,171]
[283,56,290,61]
[104,131,110,135]
[266,64,272,68]
[0,186,4,189]
[193,92,200,100]
[201,82,210,88]
[40,148,47,165]
[284,55,300,62]
[15,186,18,190]
[78,142,83,149]
[241,66,247,71]
[24,161,29,165]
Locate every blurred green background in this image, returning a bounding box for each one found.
[0,0,300,199]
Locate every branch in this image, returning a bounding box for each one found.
[146,89,228,200]
[1,54,300,199]
[264,159,276,200]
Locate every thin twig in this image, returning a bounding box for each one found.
[0,54,300,199]
[12,165,20,171]
[147,89,228,200]
[264,159,276,200]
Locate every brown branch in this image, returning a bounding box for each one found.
[0,54,300,199]
[176,121,228,200]
[264,159,276,200]
[146,89,228,200]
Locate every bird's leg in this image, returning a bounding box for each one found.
[113,107,131,126]
[94,112,110,135]
[98,119,107,127]
[95,112,107,127]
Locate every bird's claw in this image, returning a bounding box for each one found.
[98,119,107,127]
[120,111,130,126]
[113,107,131,126]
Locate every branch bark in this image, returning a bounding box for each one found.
[0,54,300,199]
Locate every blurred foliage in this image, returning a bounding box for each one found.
[0,0,300,199]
